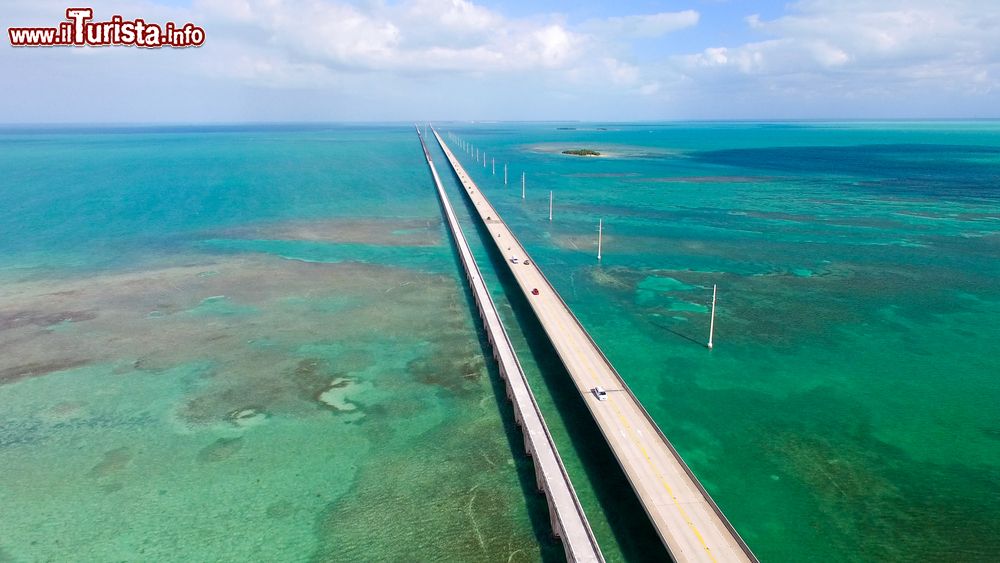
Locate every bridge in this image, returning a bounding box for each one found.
[431,127,756,563]
[416,126,604,562]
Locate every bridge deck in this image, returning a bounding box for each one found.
[416,127,603,563]
[431,128,756,563]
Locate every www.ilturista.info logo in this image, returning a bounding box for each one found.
[8,8,205,48]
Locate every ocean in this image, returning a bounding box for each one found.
[1,122,998,561]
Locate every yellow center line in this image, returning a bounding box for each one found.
[539,271,718,561]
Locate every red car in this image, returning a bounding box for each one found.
[531,288,540,296]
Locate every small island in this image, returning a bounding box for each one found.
[562,148,601,156]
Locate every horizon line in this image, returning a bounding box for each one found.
[3,117,1000,129]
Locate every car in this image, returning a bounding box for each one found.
[510,257,519,264]
[523,259,531,265]
[531,288,540,295]
[592,386,608,401]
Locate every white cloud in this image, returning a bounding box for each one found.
[5,0,998,121]
[182,1,704,86]
[5,0,676,121]
[584,10,700,39]
[679,1,1000,78]
[188,0,591,77]
[522,25,577,68]
[404,0,500,34]
[601,57,640,86]
[667,0,1000,115]
[638,82,661,96]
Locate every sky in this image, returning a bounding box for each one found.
[2,0,999,122]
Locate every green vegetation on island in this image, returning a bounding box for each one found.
[562,148,601,156]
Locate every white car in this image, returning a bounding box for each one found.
[592,386,608,401]
[510,256,519,264]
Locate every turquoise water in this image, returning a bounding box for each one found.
[0,126,560,562]
[1,123,998,561]
[442,122,1000,561]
